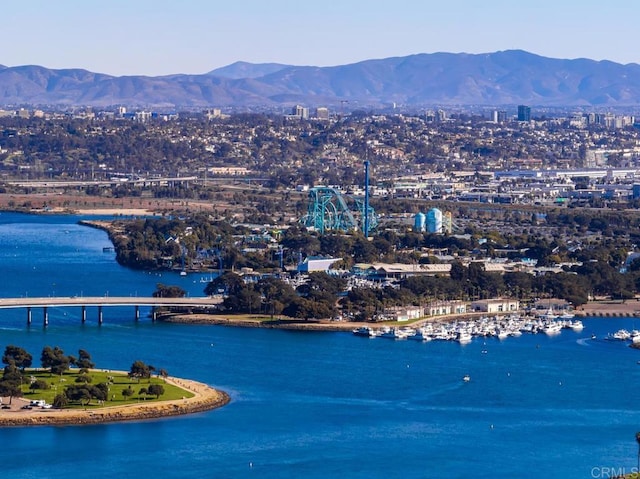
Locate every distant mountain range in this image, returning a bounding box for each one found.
[2,50,640,109]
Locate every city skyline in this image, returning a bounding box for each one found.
[3,1,640,77]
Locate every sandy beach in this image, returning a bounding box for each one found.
[0,376,230,427]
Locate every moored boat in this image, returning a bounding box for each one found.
[543,321,563,335]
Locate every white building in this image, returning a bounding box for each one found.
[471,299,519,313]
[297,256,341,272]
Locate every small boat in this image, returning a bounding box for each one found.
[380,327,407,340]
[455,331,472,344]
[408,328,432,342]
[352,327,371,337]
[612,329,631,341]
[496,330,509,340]
[568,320,584,331]
[538,307,558,321]
[543,322,563,335]
[352,326,378,338]
[462,374,471,382]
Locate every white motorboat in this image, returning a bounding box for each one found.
[408,328,432,342]
[352,326,377,338]
[568,320,584,331]
[496,329,509,340]
[380,327,408,340]
[543,321,563,335]
[612,329,631,341]
[455,331,472,344]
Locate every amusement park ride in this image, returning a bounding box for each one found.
[300,161,378,235]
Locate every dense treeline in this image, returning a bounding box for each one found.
[103,206,640,319]
[204,262,630,321]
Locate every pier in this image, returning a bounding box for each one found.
[0,296,222,326]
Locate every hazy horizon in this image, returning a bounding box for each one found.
[2,1,638,77]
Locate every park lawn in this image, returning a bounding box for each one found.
[20,368,194,409]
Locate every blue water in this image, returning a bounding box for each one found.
[0,212,638,478]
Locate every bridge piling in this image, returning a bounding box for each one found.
[98,306,103,325]
[43,307,48,327]
[135,305,139,321]
[26,307,31,326]
[81,305,86,323]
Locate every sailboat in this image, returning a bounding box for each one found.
[538,306,557,320]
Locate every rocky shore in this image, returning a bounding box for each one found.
[0,377,230,427]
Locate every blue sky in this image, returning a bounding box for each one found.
[3,0,638,76]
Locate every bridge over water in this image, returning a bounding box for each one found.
[0,296,222,326]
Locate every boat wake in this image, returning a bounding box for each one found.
[576,338,592,347]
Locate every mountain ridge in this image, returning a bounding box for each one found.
[2,50,640,108]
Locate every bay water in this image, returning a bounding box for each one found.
[0,212,638,478]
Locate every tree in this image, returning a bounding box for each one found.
[75,349,95,371]
[129,360,151,381]
[204,271,244,296]
[2,345,32,370]
[153,283,186,298]
[122,386,134,399]
[29,379,50,391]
[75,374,92,384]
[146,384,165,399]
[0,363,23,404]
[64,385,92,405]
[52,393,68,409]
[41,346,71,376]
[0,382,21,405]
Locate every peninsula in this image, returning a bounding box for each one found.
[0,374,230,427]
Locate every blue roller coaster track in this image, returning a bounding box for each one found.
[300,187,378,234]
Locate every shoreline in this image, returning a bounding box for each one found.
[162,300,640,332]
[0,376,230,427]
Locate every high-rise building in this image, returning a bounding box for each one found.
[517,105,531,122]
[491,110,508,123]
[315,107,329,119]
[292,105,309,119]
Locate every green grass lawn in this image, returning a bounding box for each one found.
[19,369,194,409]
